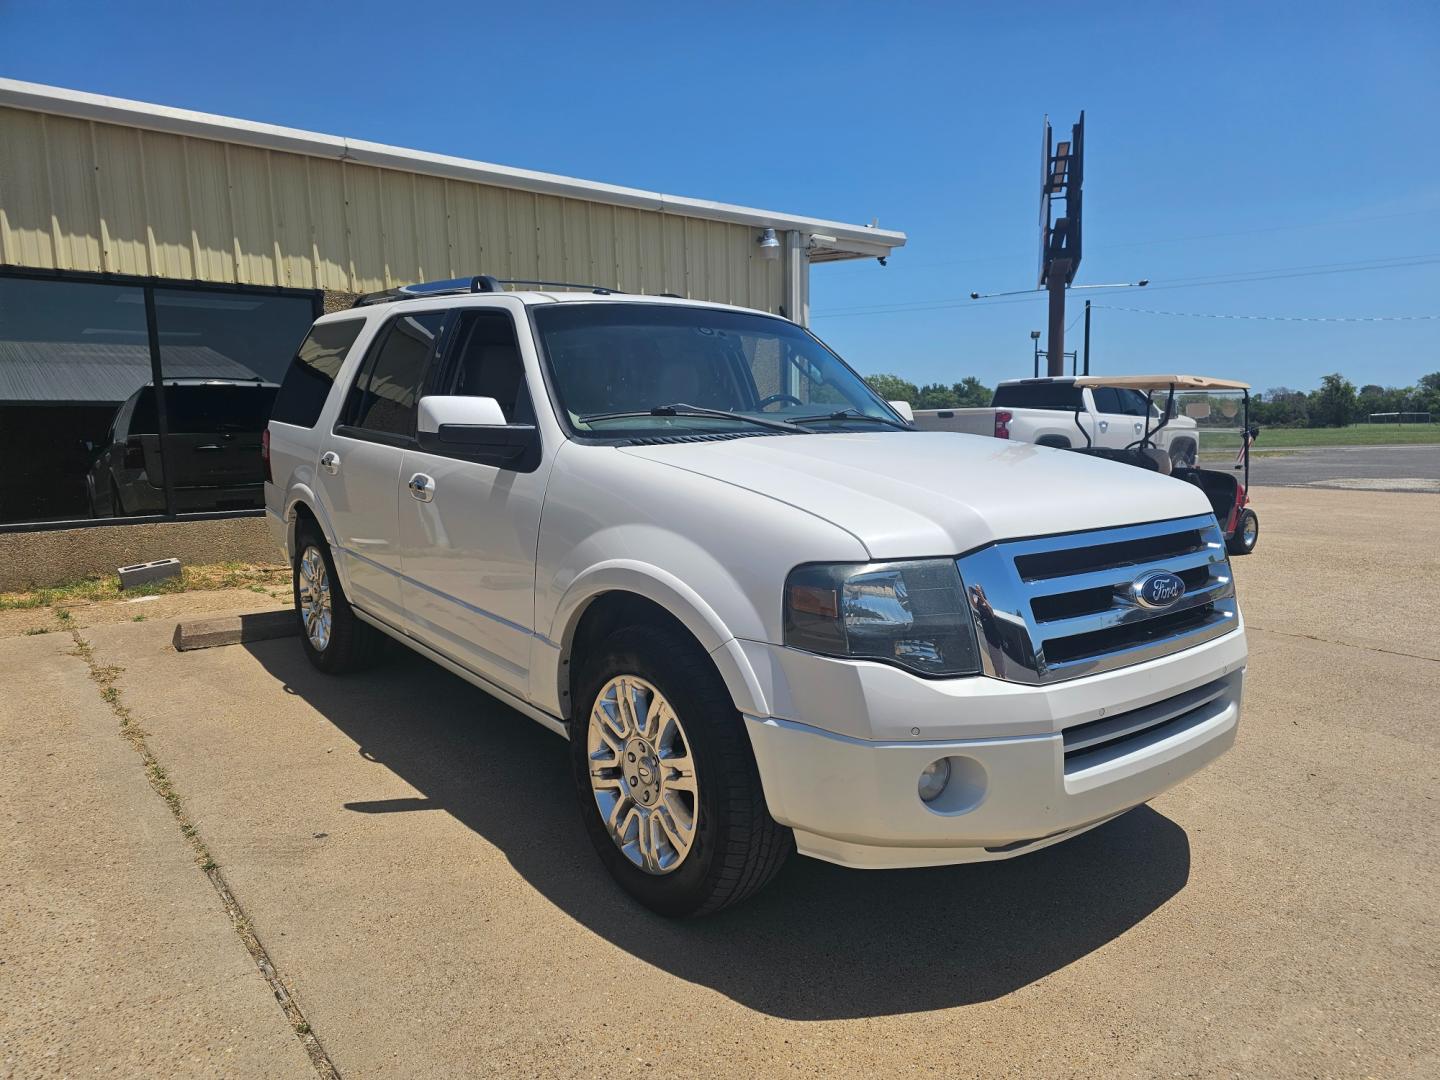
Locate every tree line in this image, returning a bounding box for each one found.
[1252,373,1440,427]
[863,374,992,409]
[864,371,1440,428]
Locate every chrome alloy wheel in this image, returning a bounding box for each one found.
[587,676,699,875]
[297,546,333,652]
[1242,515,1258,546]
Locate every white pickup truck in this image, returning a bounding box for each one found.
[265,277,1245,916]
[913,376,1201,467]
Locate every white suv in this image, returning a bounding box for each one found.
[265,276,1246,916]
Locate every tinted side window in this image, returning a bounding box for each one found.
[346,312,445,437]
[1117,388,1153,416]
[992,382,1082,410]
[446,310,533,423]
[1090,387,1121,414]
[273,320,364,427]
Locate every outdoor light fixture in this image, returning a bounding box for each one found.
[757,228,781,259]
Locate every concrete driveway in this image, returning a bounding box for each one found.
[3,487,1437,1078]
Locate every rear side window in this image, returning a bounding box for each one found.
[992,382,1083,411]
[444,310,533,423]
[344,311,446,438]
[272,320,364,427]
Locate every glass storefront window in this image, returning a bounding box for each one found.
[0,273,318,527]
[0,277,153,523]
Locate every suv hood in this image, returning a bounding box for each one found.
[619,431,1215,558]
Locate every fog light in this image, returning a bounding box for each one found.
[918,758,951,803]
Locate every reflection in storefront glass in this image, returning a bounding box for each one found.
[0,278,152,523]
[152,290,314,515]
[0,277,317,526]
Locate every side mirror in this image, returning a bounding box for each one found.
[416,395,539,471]
[887,400,915,423]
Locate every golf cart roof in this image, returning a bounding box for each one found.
[1072,374,1251,391]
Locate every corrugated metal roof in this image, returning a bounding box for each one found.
[0,342,259,405]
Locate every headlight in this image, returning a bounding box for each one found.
[783,559,981,677]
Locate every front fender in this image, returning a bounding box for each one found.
[542,560,770,721]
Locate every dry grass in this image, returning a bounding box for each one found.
[0,562,289,611]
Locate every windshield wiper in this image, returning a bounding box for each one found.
[578,403,807,433]
[790,408,910,430]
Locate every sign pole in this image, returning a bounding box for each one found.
[1046,258,1070,377]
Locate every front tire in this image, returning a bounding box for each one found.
[292,526,383,673]
[1170,440,1198,469]
[1226,508,1259,555]
[570,625,792,917]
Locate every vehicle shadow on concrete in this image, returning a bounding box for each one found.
[246,640,1191,1021]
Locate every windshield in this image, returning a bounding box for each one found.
[532,303,903,436]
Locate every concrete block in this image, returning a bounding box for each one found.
[117,557,181,589]
[173,610,297,652]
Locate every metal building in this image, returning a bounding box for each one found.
[0,78,904,550]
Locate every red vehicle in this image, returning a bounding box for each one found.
[1065,375,1259,555]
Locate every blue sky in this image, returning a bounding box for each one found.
[4,1,1438,393]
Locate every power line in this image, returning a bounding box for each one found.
[1091,305,1440,323]
[822,208,1432,274]
[812,253,1440,319]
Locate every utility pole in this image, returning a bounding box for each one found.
[1082,299,1092,376]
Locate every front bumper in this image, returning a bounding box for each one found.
[740,625,1246,869]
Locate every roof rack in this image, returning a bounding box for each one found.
[352,275,619,307]
[499,279,617,295]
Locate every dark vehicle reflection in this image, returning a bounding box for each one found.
[86,378,278,516]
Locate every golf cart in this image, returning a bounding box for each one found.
[1066,375,1260,555]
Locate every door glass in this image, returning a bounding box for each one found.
[1090,387,1121,414]
[1115,388,1152,417]
[347,311,445,438]
[447,311,532,422]
[0,277,153,523]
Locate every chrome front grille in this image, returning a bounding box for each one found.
[956,514,1237,684]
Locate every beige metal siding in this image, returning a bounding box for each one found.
[0,106,786,312]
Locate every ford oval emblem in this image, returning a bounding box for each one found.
[1133,570,1186,610]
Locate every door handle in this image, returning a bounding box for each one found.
[319,451,340,475]
[407,473,435,502]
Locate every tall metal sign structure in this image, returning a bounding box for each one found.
[1039,112,1084,377]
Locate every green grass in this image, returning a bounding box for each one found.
[1199,422,1440,452]
[0,562,289,611]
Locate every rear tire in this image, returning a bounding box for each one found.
[569,624,793,917]
[293,523,384,673]
[1226,508,1258,555]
